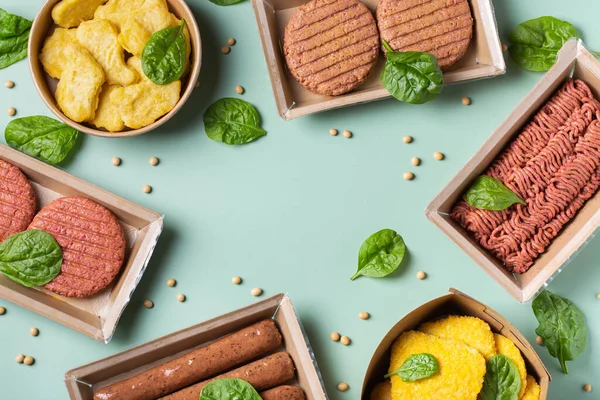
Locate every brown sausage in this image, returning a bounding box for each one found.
[93,320,282,400]
[260,385,306,400]
[161,352,295,400]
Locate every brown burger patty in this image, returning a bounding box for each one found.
[0,160,36,242]
[28,196,126,298]
[376,0,474,70]
[283,0,380,96]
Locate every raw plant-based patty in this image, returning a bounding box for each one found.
[452,79,600,273]
[283,0,380,96]
[28,196,126,297]
[0,160,36,242]
[376,0,473,70]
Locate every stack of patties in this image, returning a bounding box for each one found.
[371,316,541,400]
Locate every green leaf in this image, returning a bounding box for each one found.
[0,230,62,288]
[380,41,443,104]
[208,0,246,5]
[479,354,521,400]
[385,353,438,382]
[142,20,187,85]
[200,378,262,400]
[532,290,587,374]
[5,116,79,165]
[509,17,580,71]
[351,229,406,280]
[0,8,32,39]
[465,176,526,211]
[203,98,266,145]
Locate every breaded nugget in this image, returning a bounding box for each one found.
[283,0,380,96]
[370,380,392,400]
[389,331,485,400]
[76,19,138,86]
[521,375,540,400]
[419,316,496,360]
[39,28,79,79]
[0,160,36,242]
[117,0,173,56]
[111,57,180,129]
[376,0,473,70]
[55,57,105,122]
[94,0,145,31]
[52,0,106,28]
[494,334,527,398]
[90,85,125,132]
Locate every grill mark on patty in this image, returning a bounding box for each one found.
[34,208,123,237]
[0,180,36,202]
[378,0,443,22]
[32,214,124,245]
[386,15,472,50]
[288,4,364,43]
[316,64,374,95]
[57,198,123,229]
[312,58,376,87]
[381,3,471,37]
[0,197,33,218]
[379,1,462,32]
[287,1,358,32]
[390,26,472,55]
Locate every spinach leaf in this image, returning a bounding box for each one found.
[380,41,443,104]
[533,290,587,374]
[479,354,521,400]
[208,0,246,5]
[0,230,62,288]
[0,8,31,69]
[385,353,438,382]
[200,378,262,400]
[350,229,406,280]
[5,116,79,165]
[204,98,266,145]
[509,17,582,71]
[142,20,187,85]
[465,176,526,211]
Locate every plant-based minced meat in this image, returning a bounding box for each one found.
[376,0,473,70]
[283,0,380,96]
[0,160,36,242]
[28,196,126,298]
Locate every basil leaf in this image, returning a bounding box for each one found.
[142,20,187,85]
[380,41,443,104]
[5,116,79,165]
[203,98,266,145]
[508,17,580,72]
[200,378,262,400]
[465,176,526,211]
[479,355,521,400]
[350,229,406,280]
[385,353,438,382]
[0,230,62,288]
[533,290,587,374]
[0,8,31,69]
[208,0,246,5]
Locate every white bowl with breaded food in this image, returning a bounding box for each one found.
[28,0,201,138]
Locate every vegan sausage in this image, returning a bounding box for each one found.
[260,385,306,400]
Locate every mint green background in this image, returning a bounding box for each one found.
[1,1,599,398]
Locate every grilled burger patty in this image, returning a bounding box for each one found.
[28,196,126,298]
[283,0,380,96]
[376,0,473,70]
[0,160,36,242]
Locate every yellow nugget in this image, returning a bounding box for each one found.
[419,316,497,360]
[370,381,392,400]
[118,0,173,56]
[521,375,540,400]
[52,0,106,28]
[90,85,125,132]
[494,334,527,398]
[389,331,485,400]
[40,28,79,79]
[94,0,145,31]
[112,57,180,129]
[56,59,105,122]
[76,19,138,86]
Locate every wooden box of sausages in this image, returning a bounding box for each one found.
[0,144,163,342]
[361,288,550,400]
[250,0,505,120]
[65,293,328,400]
[426,39,600,303]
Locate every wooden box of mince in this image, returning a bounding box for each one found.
[0,144,163,342]
[361,288,550,400]
[65,294,328,400]
[251,0,505,120]
[426,39,600,303]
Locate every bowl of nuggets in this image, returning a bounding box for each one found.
[28,0,201,138]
